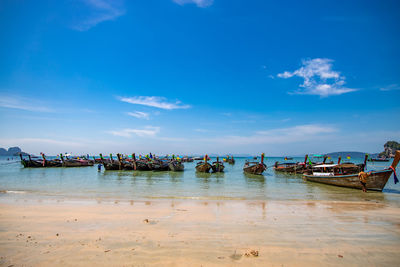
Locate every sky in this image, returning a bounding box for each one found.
[0,0,399,156]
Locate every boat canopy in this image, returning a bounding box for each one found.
[313,164,338,168]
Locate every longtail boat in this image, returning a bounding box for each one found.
[303,150,400,191]
[20,154,41,167]
[20,154,62,168]
[223,155,235,164]
[211,157,225,173]
[42,154,63,167]
[274,155,309,174]
[101,154,120,170]
[243,153,267,175]
[368,156,390,162]
[134,156,152,171]
[115,154,135,170]
[196,155,212,173]
[181,157,194,162]
[149,159,169,171]
[169,159,184,171]
[60,154,93,167]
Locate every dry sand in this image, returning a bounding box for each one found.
[0,198,400,266]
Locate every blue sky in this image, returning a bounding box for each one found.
[0,0,399,155]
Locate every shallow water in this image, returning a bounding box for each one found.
[1,156,399,203]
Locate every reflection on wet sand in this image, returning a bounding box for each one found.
[304,180,388,203]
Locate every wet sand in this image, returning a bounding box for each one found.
[0,198,400,266]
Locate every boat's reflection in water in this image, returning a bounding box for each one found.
[195,172,225,190]
[168,171,184,183]
[244,172,266,186]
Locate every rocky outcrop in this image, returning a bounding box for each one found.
[379,141,400,158]
[0,147,29,156]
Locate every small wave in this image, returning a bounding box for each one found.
[383,188,400,194]
[145,196,246,200]
[1,190,28,194]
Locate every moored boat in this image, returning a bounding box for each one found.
[19,153,63,168]
[274,155,309,174]
[211,157,225,173]
[149,159,170,171]
[169,160,184,171]
[196,155,212,173]
[243,153,267,175]
[303,151,400,191]
[60,154,93,167]
[100,154,120,170]
[368,156,390,162]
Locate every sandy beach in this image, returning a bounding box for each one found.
[1,197,400,266]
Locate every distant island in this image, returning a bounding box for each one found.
[0,147,29,157]
[325,140,399,159]
[379,141,400,158]
[325,151,373,158]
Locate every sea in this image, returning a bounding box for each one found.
[1,156,400,204]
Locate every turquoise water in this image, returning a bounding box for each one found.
[1,156,399,203]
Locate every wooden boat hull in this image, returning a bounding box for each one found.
[274,165,304,173]
[211,163,224,173]
[46,160,63,167]
[119,161,135,170]
[63,160,94,167]
[21,159,62,168]
[149,161,169,171]
[243,163,266,175]
[21,159,44,168]
[103,162,121,170]
[135,161,151,171]
[169,161,184,171]
[303,169,393,191]
[196,163,212,173]
[368,158,390,162]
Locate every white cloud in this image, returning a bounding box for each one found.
[209,124,337,145]
[108,126,160,138]
[277,58,357,97]
[127,111,150,120]
[73,0,125,31]
[173,0,213,8]
[380,84,400,91]
[118,96,190,110]
[0,95,53,112]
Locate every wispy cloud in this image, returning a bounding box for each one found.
[126,111,150,120]
[277,58,357,97]
[173,0,214,8]
[209,124,337,145]
[118,96,191,110]
[73,0,125,31]
[0,95,53,112]
[0,138,81,147]
[194,128,210,133]
[380,84,400,91]
[108,126,160,138]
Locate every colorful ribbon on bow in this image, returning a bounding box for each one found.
[389,166,398,184]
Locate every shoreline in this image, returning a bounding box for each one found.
[1,197,400,266]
